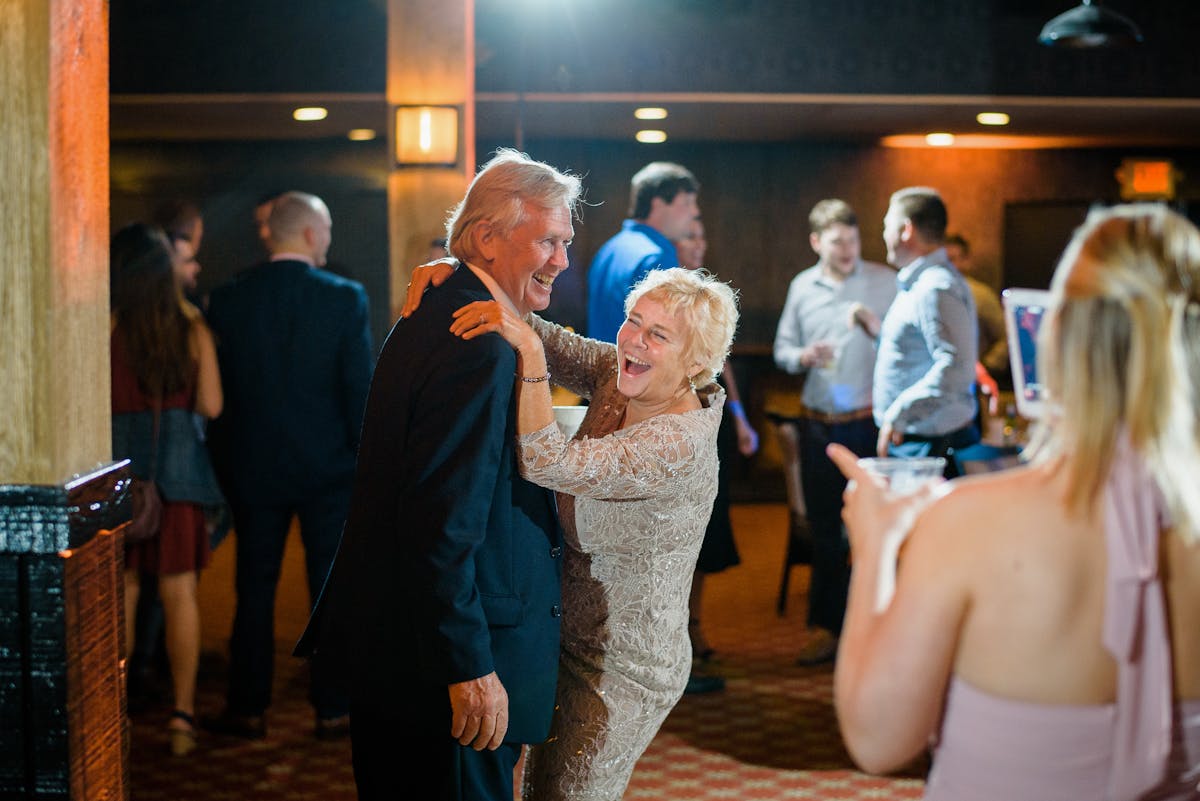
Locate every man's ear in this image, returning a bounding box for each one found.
[899,218,916,244]
[473,221,498,262]
[809,232,821,257]
[648,196,667,218]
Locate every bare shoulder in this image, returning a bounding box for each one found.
[186,313,217,355]
[186,312,214,339]
[912,464,1051,552]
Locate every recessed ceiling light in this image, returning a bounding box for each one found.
[634,107,668,120]
[976,112,1011,126]
[293,107,328,122]
[347,128,377,141]
[925,132,956,147]
[636,130,668,143]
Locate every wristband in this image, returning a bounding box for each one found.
[520,372,551,383]
[727,400,747,419]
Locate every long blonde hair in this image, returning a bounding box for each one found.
[1027,203,1200,540]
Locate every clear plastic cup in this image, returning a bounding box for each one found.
[858,456,946,494]
[553,405,587,439]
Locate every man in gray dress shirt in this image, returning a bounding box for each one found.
[874,187,979,470]
[773,199,896,665]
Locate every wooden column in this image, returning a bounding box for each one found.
[386,0,475,322]
[0,3,122,799]
[0,0,110,485]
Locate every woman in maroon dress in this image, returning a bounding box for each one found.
[110,223,223,756]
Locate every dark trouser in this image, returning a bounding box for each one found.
[887,424,981,479]
[350,704,522,801]
[798,415,878,636]
[226,484,350,720]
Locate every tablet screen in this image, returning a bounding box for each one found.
[1001,288,1052,419]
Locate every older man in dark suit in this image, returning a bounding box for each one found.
[205,191,373,740]
[297,150,580,801]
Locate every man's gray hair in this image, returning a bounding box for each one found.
[446,149,583,263]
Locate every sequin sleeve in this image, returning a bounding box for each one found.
[517,408,718,501]
[528,314,615,400]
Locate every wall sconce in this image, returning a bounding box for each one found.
[395,105,459,166]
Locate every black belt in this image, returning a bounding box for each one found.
[798,406,875,425]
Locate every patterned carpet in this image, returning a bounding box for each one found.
[128,503,926,800]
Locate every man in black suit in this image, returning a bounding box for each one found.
[297,150,580,801]
[205,191,373,740]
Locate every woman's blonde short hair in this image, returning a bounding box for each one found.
[1028,203,1200,540]
[623,267,740,388]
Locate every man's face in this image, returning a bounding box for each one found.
[674,217,707,269]
[882,205,909,268]
[653,191,700,241]
[171,238,201,292]
[255,201,273,247]
[811,222,860,278]
[487,202,574,315]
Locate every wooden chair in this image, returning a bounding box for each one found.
[767,412,813,615]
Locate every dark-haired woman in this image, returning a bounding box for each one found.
[110,223,223,756]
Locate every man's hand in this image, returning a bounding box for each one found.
[449,671,509,751]
[848,302,882,338]
[975,362,1000,417]
[876,421,902,457]
[801,341,836,369]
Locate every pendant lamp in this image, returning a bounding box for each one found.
[1038,0,1143,48]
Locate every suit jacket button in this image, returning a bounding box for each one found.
[550,604,561,618]
[550,546,562,558]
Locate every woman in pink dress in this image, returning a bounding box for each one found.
[830,203,1200,800]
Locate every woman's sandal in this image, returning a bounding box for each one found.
[168,709,197,757]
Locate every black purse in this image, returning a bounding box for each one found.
[124,398,163,544]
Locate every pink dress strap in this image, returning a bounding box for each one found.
[1103,433,1175,799]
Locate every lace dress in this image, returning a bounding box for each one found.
[520,316,723,801]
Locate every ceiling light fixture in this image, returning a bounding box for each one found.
[925,132,956,147]
[292,106,328,122]
[634,107,668,120]
[976,112,1010,126]
[347,128,377,141]
[636,130,668,144]
[1038,0,1143,48]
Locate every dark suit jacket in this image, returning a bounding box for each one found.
[297,267,563,743]
[205,259,373,503]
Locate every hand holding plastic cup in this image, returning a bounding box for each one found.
[857,456,946,494]
[823,330,855,372]
[854,456,945,612]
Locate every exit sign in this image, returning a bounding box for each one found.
[1116,158,1180,200]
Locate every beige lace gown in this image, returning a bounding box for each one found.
[521,316,723,801]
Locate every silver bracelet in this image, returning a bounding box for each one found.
[519,372,551,383]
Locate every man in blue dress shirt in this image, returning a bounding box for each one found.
[586,161,699,342]
[874,187,980,474]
